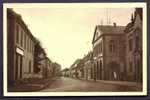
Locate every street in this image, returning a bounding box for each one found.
[40,77,142,92]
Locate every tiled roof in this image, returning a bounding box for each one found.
[96,25,125,34]
[92,25,125,43]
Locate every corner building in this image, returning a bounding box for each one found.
[125,8,143,82]
[92,24,126,81]
[7,9,36,85]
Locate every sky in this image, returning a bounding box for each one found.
[13,7,134,70]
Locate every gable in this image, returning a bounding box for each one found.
[92,26,102,44]
[134,13,142,30]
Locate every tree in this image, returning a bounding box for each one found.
[34,38,46,73]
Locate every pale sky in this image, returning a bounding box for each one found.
[13,7,134,70]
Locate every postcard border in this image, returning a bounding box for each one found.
[3,2,147,97]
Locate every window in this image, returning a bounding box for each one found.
[99,43,101,54]
[26,36,28,51]
[21,30,23,47]
[31,40,33,52]
[100,42,102,53]
[30,40,32,52]
[24,34,26,49]
[16,25,19,43]
[129,39,133,51]
[31,45,33,53]
[30,41,32,52]
[30,39,32,52]
[97,45,99,54]
[29,61,31,73]
[136,36,139,49]
[28,38,30,52]
[129,61,133,72]
[109,40,115,53]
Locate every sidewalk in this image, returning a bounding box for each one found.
[97,80,142,87]
[76,77,142,91]
[8,77,57,92]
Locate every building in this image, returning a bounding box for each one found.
[45,57,53,78]
[76,59,84,79]
[69,59,81,78]
[83,52,93,80]
[51,62,61,77]
[92,23,126,81]
[61,68,69,77]
[124,8,143,82]
[36,49,47,78]
[7,9,36,85]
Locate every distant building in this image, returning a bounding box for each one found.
[51,62,61,77]
[76,59,84,79]
[62,68,69,77]
[36,50,47,78]
[7,9,36,85]
[45,57,53,78]
[92,23,126,81]
[83,52,93,80]
[69,59,81,78]
[124,8,143,82]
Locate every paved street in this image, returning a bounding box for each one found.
[40,77,142,92]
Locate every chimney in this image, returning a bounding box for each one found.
[113,22,116,27]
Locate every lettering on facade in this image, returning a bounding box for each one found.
[16,47,24,56]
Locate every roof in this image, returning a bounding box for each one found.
[7,8,36,43]
[124,22,134,33]
[124,8,142,33]
[134,8,142,21]
[83,51,93,62]
[45,57,51,62]
[97,25,125,34]
[70,59,81,68]
[62,68,69,71]
[92,25,125,43]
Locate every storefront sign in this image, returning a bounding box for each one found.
[16,47,24,56]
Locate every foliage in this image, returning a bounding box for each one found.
[34,38,46,73]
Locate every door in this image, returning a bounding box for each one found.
[15,53,19,80]
[20,56,23,78]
